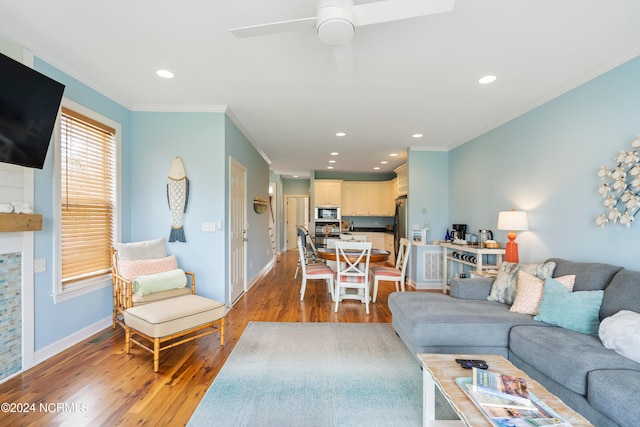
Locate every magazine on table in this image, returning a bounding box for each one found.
[456,377,572,427]
[472,367,532,407]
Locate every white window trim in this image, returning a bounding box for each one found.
[52,98,122,304]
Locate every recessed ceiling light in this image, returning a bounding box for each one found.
[156,69,174,79]
[336,132,346,137]
[380,161,388,164]
[330,152,339,156]
[293,175,299,178]
[327,166,334,169]
[373,167,380,170]
[390,153,398,157]
[478,75,497,84]
[329,160,336,163]
[412,133,423,138]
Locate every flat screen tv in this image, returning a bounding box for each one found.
[0,52,65,169]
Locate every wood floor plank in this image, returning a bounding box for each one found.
[0,250,426,426]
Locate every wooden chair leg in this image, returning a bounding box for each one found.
[153,338,160,372]
[124,327,131,353]
[219,318,225,346]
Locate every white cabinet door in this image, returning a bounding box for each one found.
[315,180,342,206]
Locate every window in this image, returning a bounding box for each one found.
[54,99,120,302]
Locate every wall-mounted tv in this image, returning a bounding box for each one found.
[0,52,65,169]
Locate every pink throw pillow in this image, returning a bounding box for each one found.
[117,255,178,281]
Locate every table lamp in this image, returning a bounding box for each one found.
[497,210,529,263]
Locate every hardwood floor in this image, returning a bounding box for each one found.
[0,249,423,426]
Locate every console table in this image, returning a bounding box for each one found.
[440,243,505,293]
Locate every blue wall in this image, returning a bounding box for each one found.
[130,112,227,301]
[408,149,449,243]
[448,55,640,269]
[32,58,132,350]
[225,115,272,288]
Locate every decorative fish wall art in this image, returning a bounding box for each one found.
[167,157,189,242]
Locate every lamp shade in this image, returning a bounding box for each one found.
[497,210,529,231]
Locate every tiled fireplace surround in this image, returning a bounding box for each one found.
[0,250,22,380]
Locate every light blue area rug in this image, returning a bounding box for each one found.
[188,322,423,427]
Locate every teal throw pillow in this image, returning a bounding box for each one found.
[534,277,604,335]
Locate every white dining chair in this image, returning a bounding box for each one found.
[297,237,334,301]
[371,237,411,302]
[294,226,322,279]
[334,241,372,314]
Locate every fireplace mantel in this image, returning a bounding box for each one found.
[0,213,42,232]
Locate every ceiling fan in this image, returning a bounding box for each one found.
[230,0,454,68]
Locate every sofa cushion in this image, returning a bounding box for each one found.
[509,325,640,396]
[600,269,640,319]
[599,310,640,363]
[487,261,555,305]
[388,292,543,349]
[534,278,604,335]
[588,370,640,427]
[546,258,623,291]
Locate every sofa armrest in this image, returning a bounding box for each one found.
[450,277,494,300]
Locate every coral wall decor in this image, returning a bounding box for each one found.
[597,135,640,227]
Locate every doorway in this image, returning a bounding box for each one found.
[285,195,309,250]
[229,158,247,305]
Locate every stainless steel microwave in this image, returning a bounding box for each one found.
[315,206,340,222]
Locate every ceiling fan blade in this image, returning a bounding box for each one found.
[352,0,454,27]
[332,42,354,74]
[230,17,317,39]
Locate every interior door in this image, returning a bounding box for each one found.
[285,196,309,250]
[230,158,246,304]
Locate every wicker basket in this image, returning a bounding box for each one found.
[484,241,500,249]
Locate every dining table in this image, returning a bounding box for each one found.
[316,247,390,264]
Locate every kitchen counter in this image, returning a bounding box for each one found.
[341,227,394,234]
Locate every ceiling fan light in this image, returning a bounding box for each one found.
[317,18,355,45]
[317,4,356,45]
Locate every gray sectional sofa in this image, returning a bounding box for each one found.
[388,258,640,427]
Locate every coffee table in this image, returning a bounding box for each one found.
[418,353,593,427]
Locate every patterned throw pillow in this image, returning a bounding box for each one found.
[510,271,575,315]
[117,255,178,281]
[487,261,556,305]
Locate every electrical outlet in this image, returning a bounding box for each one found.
[34,258,46,273]
[202,222,216,232]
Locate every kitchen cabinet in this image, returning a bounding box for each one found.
[341,182,368,215]
[314,180,342,206]
[341,181,394,216]
[394,163,407,196]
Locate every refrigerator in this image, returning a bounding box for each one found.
[394,195,407,259]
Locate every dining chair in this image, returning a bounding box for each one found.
[371,237,412,302]
[297,236,335,301]
[294,226,322,279]
[334,241,372,314]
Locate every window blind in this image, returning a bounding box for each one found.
[60,107,116,285]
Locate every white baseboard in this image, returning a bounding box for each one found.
[408,279,443,291]
[247,257,275,291]
[34,316,112,365]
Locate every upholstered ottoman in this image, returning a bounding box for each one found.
[124,294,225,372]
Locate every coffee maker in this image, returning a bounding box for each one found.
[451,224,467,241]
